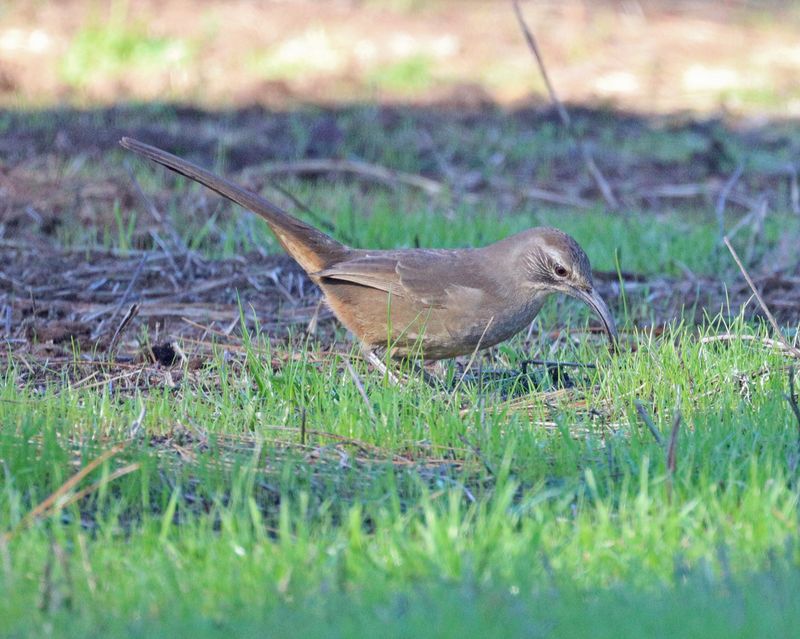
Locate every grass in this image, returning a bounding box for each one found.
[61,13,192,89]
[367,55,436,94]
[1,315,799,637]
[2,105,800,637]
[90,170,796,279]
[247,28,344,83]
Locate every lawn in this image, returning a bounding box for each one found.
[2,3,800,637]
[2,101,800,638]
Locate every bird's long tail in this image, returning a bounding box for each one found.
[120,137,350,273]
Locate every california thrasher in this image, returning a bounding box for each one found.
[120,137,617,360]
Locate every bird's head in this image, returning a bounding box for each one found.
[512,227,618,344]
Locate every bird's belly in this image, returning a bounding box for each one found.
[320,279,547,360]
[440,296,547,356]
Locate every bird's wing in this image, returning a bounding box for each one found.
[315,250,488,309]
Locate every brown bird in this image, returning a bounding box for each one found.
[120,137,617,362]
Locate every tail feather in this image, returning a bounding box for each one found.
[120,137,349,273]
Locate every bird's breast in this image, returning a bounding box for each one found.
[452,292,548,349]
[320,275,550,360]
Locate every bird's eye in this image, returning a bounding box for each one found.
[554,264,568,278]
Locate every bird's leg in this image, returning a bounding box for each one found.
[362,348,446,389]
[409,359,448,390]
[363,348,400,385]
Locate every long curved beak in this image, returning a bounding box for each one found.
[571,287,618,346]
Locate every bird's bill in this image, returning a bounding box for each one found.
[572,287,618,345]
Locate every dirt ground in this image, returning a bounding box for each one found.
[2,0,800,115]
[2,103,799,377]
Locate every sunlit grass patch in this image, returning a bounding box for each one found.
[2,315,799,637]
[367,54,436,94]
[61,20,191,88]
[247,27,345,81]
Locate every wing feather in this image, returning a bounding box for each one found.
[315,250,488,309]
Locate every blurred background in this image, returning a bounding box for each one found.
[2,0,799,116]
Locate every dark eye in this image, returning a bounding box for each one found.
[554,264,568,278]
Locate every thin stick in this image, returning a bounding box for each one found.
[128,402,147,439]
[634,400,663,446]
[512,0,618,209]
[582,152,618,210]
[265,180,340,237]
[724,203,760,244]
[457,434,496,477]
[641,182,758,210]
[664,406,681,502]
[512,0,570,126]
[3,443,127,542]
[61,463,141,507]
[520,359,596,370]
[245,158,446,197]
[2,304,11,337]
[126,163,165,223]
[789,164,800,216]
[521,186,592,209]
[666,409,681,475]
[108,303,140,357]
[305,298,325,337]
[715,163,744,242]
[345,359,377,421]
[126,162,185,249]
[744,195,768,267]
[365,349,400,385]
[147,229,181,277]
[723,236,800,358]
[785,366,800,437]
[108,255,147,325]
[451,316,495,398]
[699,333,797,353]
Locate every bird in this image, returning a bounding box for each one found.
[120,137,617,363]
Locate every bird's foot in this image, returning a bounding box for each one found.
[364,349,401,385]
[363,349,448,389]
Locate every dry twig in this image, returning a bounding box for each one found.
[128,403,147,439]
[665,407,682,501]
[3,443,130,542]
[724,236,800,358]
[512,0,618,209]
[666,409,681,475]
[450,316,495,399]
[641,182,758,211]
[724,196,766,245]
[785,366,800,437]
[788,163,800,216]
[699,333,798,353]
[715,164,744,242]
[785,366,800,474]
[107,254,147,326]
[521,186,592,209]
[744,195,769,266]
[457,434,496,477]
[108,303,140,358]
[345,359,377,422]
[245,158,446,197]
[634,400,663,446]
[125,162,185,249]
